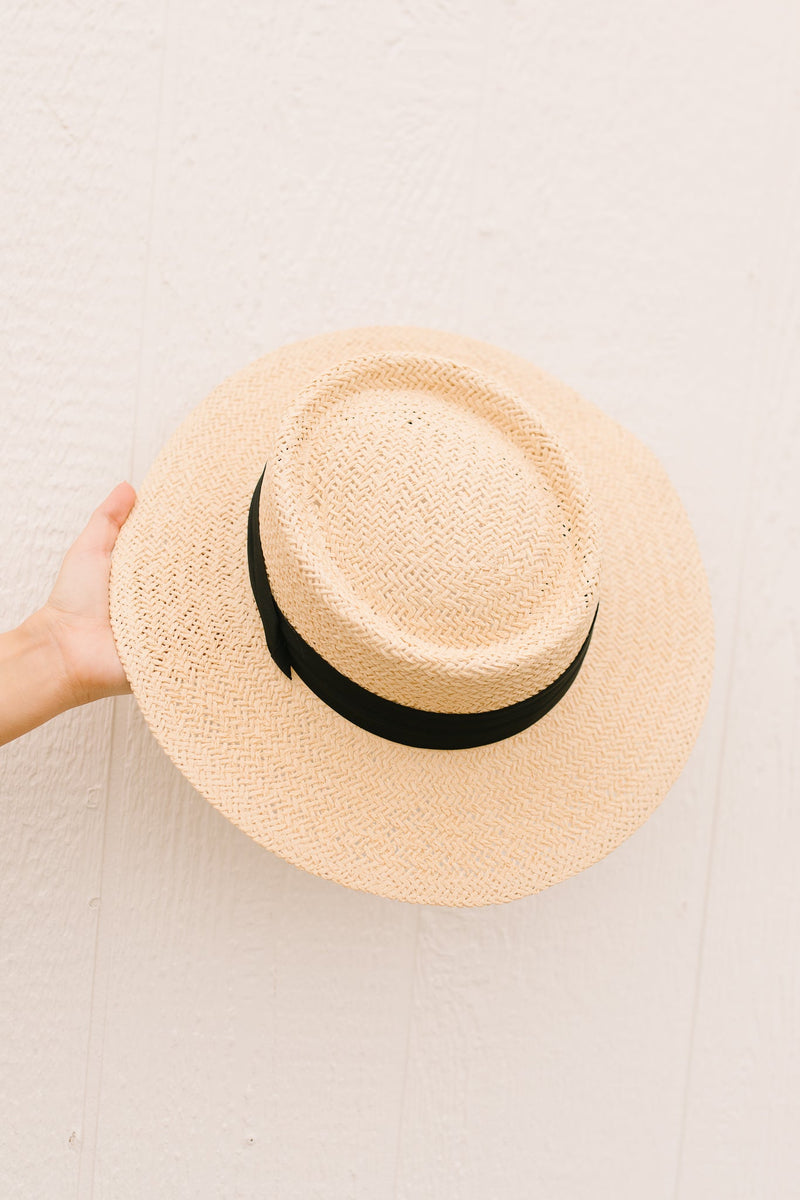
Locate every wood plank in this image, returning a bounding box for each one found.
[677,68,800,1197]
[0,2,163,1195]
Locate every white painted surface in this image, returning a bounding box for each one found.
[1,1,798,1196]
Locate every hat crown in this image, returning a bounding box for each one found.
[259,352,600,714]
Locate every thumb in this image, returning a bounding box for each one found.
[76,481,137,557]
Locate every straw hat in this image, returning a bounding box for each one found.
[109,325,714,907]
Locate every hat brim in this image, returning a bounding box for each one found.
[109,325,714,906]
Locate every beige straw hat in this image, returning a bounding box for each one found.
[109,324,714,907]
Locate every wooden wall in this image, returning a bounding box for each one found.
[1,2,798,1195]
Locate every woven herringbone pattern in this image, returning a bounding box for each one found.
[108,325,714,906]
[261,351,599,713]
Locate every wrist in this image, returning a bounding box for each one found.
[20,608,85,710]
[0,611,79,747]
[20,604,85,705]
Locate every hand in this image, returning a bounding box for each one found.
[39,481,138,706]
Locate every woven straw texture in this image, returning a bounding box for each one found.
[261,352,600,712]
[109,325,714,907]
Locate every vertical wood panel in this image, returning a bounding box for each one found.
[0,3,163,1196]
[677,55,800,1195]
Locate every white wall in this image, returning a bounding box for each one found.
[1,2,798,1196]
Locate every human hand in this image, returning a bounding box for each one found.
[38,481,137,706]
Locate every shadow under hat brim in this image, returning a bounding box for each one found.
[109,325,714,906]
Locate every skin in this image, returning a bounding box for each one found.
[0,482,137,747]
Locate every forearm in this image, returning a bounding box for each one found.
[0,610,78,747]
